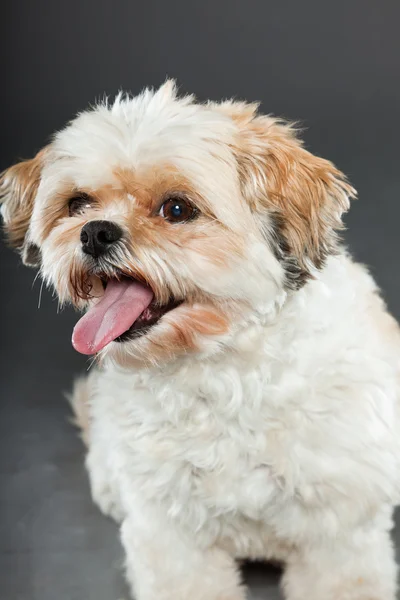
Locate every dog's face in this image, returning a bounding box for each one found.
[0,81,355,367]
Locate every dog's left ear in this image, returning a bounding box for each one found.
[0,148,47,267]
[216,101,357,287]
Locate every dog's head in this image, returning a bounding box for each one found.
[0,81,356,367]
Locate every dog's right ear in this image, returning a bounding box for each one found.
[0,148,47,267]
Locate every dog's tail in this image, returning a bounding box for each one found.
[67,374,92,447]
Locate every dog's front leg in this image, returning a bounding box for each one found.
[120,504,246,600]
[282,521,397,600]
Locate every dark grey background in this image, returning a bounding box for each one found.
[1,1,400,598]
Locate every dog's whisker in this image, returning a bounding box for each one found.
[37,279,45,309]
[32,271,41,289]
[86,355,97,371]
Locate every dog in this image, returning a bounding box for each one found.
[1,80,400,599]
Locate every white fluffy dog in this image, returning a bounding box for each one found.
[1,81,400,599]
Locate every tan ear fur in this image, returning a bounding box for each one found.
[0,148,47,265]
[216,101,357,282]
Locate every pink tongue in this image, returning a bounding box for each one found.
[72,279,154,355]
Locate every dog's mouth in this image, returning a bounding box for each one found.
[72,275,181,355]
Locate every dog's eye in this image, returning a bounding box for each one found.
[68,193,93,217]
[159,196,197,223]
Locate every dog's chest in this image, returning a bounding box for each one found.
[97,357,400,555]
[103,366,298,526]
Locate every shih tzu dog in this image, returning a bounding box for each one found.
[2,80,400,600]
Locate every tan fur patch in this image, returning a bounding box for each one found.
[114,303,229,368]
[165,304,229,349]
[0,148,47,248]
[218,103,357,271]
[39,186,119,241]
[69,261,95,303]
[56,219,88,247]
[113,165,199,212]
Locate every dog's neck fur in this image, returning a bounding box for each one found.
[102,252,350,409]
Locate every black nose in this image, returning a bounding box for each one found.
[80,220,122,258]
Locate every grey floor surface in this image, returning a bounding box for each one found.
[1,160,400,598]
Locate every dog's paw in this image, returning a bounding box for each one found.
[91,477,125,522]
[86,454,124,522]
